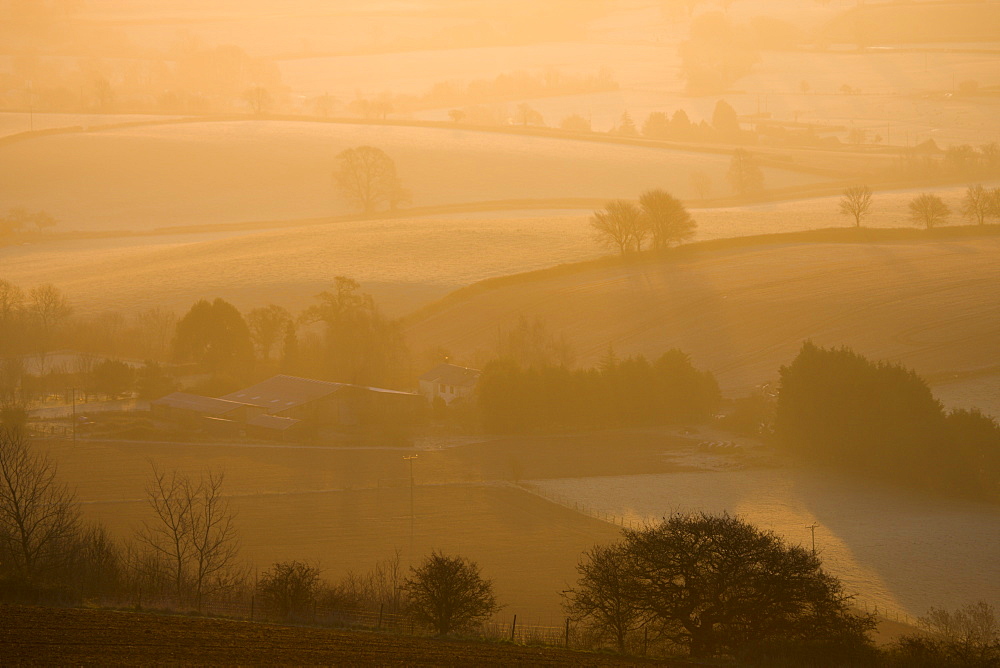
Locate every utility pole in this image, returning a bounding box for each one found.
[403,454,418,558]
[806,523,819,555]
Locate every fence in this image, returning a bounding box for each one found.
[93,591,586,651]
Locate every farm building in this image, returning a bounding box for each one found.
[150,392,264,429]
[152,374,422,441]
[418,363,481,405]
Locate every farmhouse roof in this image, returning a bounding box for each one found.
[151,392,254,416]
[247,413,302,431]
[222,375,347,410]
[221,374,419,412]
[419,363,481,388]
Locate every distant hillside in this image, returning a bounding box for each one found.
[822,3,1000,45]
[404,229,1000,395]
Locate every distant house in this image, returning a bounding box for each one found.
[418,363,481,405]
[152,374,422,441]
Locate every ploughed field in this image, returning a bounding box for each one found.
[0,605,672,666]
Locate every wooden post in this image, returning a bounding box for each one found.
[510,614,517,642]
[565,618,570,648]
[250,594,254,621]
[378,602,383,629]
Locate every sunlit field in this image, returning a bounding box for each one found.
[0,182,990,319]
[0,120,829,233]
[405,236,1000,394]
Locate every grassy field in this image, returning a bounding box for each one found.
[404,232,1000,395]
[0,119,833,233]
[2,183,986,318]
[40,434,644,620]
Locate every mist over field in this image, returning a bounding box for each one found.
[1,1,999,664]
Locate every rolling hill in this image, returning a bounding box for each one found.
[403,231,1000,395]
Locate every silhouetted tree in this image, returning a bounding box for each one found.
[135,465,241,611]
[839,185,874,227]
[909,193,950,229]
[727,149,764,196]
[591,200,646,255]
[403,552,500,636]
[564,543,649,653]
[257,560,321,622]
[513,103,544,127]
[961,184,993,225]
[300,276,409,387]
[332,146,405,216]
[0,427,80,585]
[642,112,670,139]
[639,189,696,249]
[711,99,740,139]
[621,513,874,658]
[173,298,253,378]
[242,86,272,115]
[615,111,638,137]
[560,113,591,133]
[246,304,292,361]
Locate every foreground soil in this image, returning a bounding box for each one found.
[0,605,682,666]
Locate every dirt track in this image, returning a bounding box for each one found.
[0,605,677,666]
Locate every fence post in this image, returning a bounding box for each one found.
[378,603,383,630]
[250,594,254,621]
[565,618,570,648]
[510,614,517,642]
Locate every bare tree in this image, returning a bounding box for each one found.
[961,184,993,225]
[333,146,405,216]
[563,543,650,653]
[403,551,500,636]
[909,193,950,229]
[136,464,240,611]
[242,86,272,115]
[246,304,292,361]
[839,185,874,227]
[591,200,646,256]
[257,560,322,622]
[639,189,696,249]
[0,427,80,584]
[188,471,241,612]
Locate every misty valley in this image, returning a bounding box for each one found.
[1,1,999,665]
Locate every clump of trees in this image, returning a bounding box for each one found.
[774,342,1000,498]
[564,513,876,660]
[590,190,696,256]
[478,350,720,433]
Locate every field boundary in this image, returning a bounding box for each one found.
[402,224,1000,324]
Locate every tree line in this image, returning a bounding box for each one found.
[477,349,720,433]
[841,183,1000,229]
[774,342,1000,499]
[0,276,411,422]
